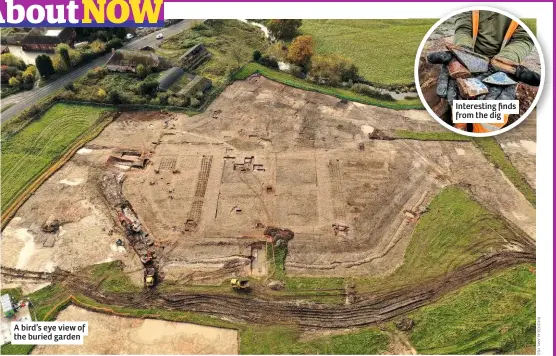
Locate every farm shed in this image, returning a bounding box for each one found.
[158,67,185,91]
[107,49,163,73]
[178,75,212,97]
[179,44,212,71]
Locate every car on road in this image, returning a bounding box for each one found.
[126,33,134,40]
[156,33,164,40]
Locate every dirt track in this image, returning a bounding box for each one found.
[56,249,533,329]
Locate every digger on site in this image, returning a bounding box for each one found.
[428,10,540,133]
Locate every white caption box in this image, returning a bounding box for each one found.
[452,100,520,123]
[11,322,88,345]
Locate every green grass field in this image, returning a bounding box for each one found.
[300,20,436,86]
[408,264,536,354]
[1,103,109,210]
[240,325,389,354]
[234,62,423,109]
[356,186,522,292]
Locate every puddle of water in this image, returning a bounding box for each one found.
[14,228,36,269]
[43,261,56,272]
[77,148,93,155]
[520,140,536,155]
[361,125,375,135]
[278,61,290,71]
[110,244,127,253]
[59,178,85,186]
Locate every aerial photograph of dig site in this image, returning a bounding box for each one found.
[1,18,536,355]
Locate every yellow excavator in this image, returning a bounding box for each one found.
[145,267,156,288]
[230,278,249,290]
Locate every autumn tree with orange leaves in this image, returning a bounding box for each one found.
[286,35,314,66]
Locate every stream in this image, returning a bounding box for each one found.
[240,19,418,101]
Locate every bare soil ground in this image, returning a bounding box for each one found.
[495,112,537,188]
[2,76,535,286]
[32,305,238,355]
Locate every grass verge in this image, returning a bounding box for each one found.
[408,264,536,354]
[395,130,473,142]
[234,62,423,110]
[1,103,15,112]
[474,137,536,206]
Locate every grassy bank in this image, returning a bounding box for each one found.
[300,19,436,86]
[357,186,523,292]
[474,137,536,206]
[234,62,423,110]
[1,103,111,210]
[240,325,389,354]
[408,264,536,354]
[2,262,534,355]
[395,130,473,141]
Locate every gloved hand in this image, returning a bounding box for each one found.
[491,56,540,87]
[515,66,541,86]
[427,51,452,64]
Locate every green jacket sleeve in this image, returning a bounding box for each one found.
[496,25,534,63]
[454,12,474,49]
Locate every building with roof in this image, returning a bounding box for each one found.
[21,28,75,52]
[106,49,163,73]
[158,67,185,91]
[179,75,212,98]
[179,44,211,71]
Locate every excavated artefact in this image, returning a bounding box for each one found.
[456,78,489,98]
[484,85,504,100]
[446,78,458,106]
[490,56,518,74]
[448,59,471,79]
[497,84,517,100]
[447,44,489,73]
[436,65,449,98]
[483,72,517,86]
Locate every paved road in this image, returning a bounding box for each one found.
[1,20,193,123]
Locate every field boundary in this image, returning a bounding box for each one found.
[233,62,425,110]
[1,111,118,229]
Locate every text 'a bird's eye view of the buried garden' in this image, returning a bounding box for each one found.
[0,2,549,355]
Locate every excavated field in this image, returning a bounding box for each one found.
[495,111,537,189]
[32,305,238,354]
[1,76,536,286]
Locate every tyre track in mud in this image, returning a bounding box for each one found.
[61,250,534,329]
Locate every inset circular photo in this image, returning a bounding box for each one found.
[415,7,544,137]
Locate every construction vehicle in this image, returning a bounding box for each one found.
[230,278,250,290]
[140,251,153,264]
[144,267,156,288]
